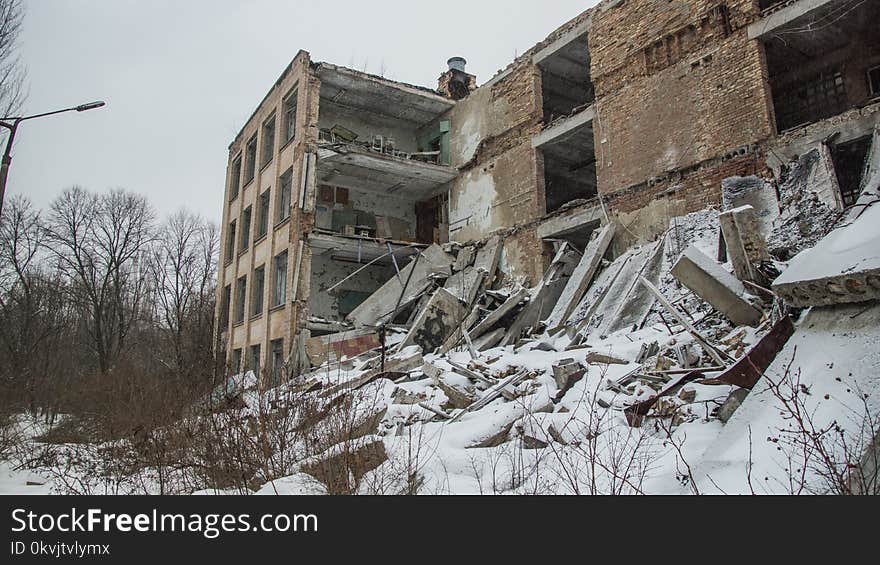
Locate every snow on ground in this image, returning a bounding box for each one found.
[691,301,880,494]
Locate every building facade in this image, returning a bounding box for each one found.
[216,0,880,382]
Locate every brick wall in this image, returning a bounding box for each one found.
[590,0,774,204]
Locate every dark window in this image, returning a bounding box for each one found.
[232,348,242,375]
[252,265,265,316]
[229,156,242,201]
[244,134,258,185]
[869,66,880,98]
[234,275,247,324]
[278,168,293,222]
[832,136,873,208]
[774,68,848,132]
[257,190,270,239]
[270,339,284,385]
[283,89,298,144]
[249,344,261,380]
[262,114,276,167]
[220,284,231,327]
[226,220,236,262]
[240,206,252,250]
[272,250,288,308]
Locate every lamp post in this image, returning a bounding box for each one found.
[0,100,106,219]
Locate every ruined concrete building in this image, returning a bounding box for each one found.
[215,0,880,383]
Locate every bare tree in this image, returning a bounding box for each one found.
[0,0,25,120]
[148,209,218,376]
[0,196,71,420]
[44,187,156,374]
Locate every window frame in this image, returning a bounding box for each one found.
[283,88,298,145]
[251,264,265,317]
[277,168,293,224]
[244,134,258,186]
[272,250,288,308]
[261,113,276,169]
[240,206,253,251]
[234,275,247,324]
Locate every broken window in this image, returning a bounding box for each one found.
[262,114,276,168]
[251,264,265,316]
[226,220,236,263]
[249,344,261,380]
[270,339,284,385]
[240,206,252,250]
[257,189,270,239]
[831,135,873,208]
[229,156,242,201]
[231,348,242,375]
[283,89,298,144]
[277,168,292,223]
[220,284,231,327]
[762,1,878,132]
[244,134,257,185]
[869,65,880,98]
[773,68,848,132]
[234,275,247,324]
[272,250,288,308]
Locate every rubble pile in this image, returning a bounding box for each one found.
[215,135,880,494]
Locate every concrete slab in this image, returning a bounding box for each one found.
[544,223,615,330]
[773,198,880,307]
[532,105,596,149]
[347,244,454,327]
[672,246,763,327]
[577,239,665,338]
[469,286,529,340]
[720,205,772,285]
[399,288,467,353]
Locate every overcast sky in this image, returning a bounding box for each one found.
[11,0,597,224]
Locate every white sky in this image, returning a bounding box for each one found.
[11,0,597,224]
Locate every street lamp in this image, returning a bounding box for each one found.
[0,100,106,219]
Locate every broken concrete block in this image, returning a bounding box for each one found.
[469,286,528,340]
[544,223,616,330]
[717,388,750,423]
[678,387,697,403]
[347,244,454,327]
[399,288,467,353]
[473,328,505,351]
[300,440,387,494]
[671,245,763,327]
[305,329,380,367]
[454,245,476,272]
[552,360,586,397]
[721,176,779,237]
[720,205,772,285]
[436,379,475,410]
[443,266,484,307]
[473,235,503,282]
[320,346,423,398]
[773,200,880,308]
[393,388,424,405]
[585,352,629,365]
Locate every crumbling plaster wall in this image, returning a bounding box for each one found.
[308,254,396,322]
[589,0,775,247]
[443,9,597,284]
